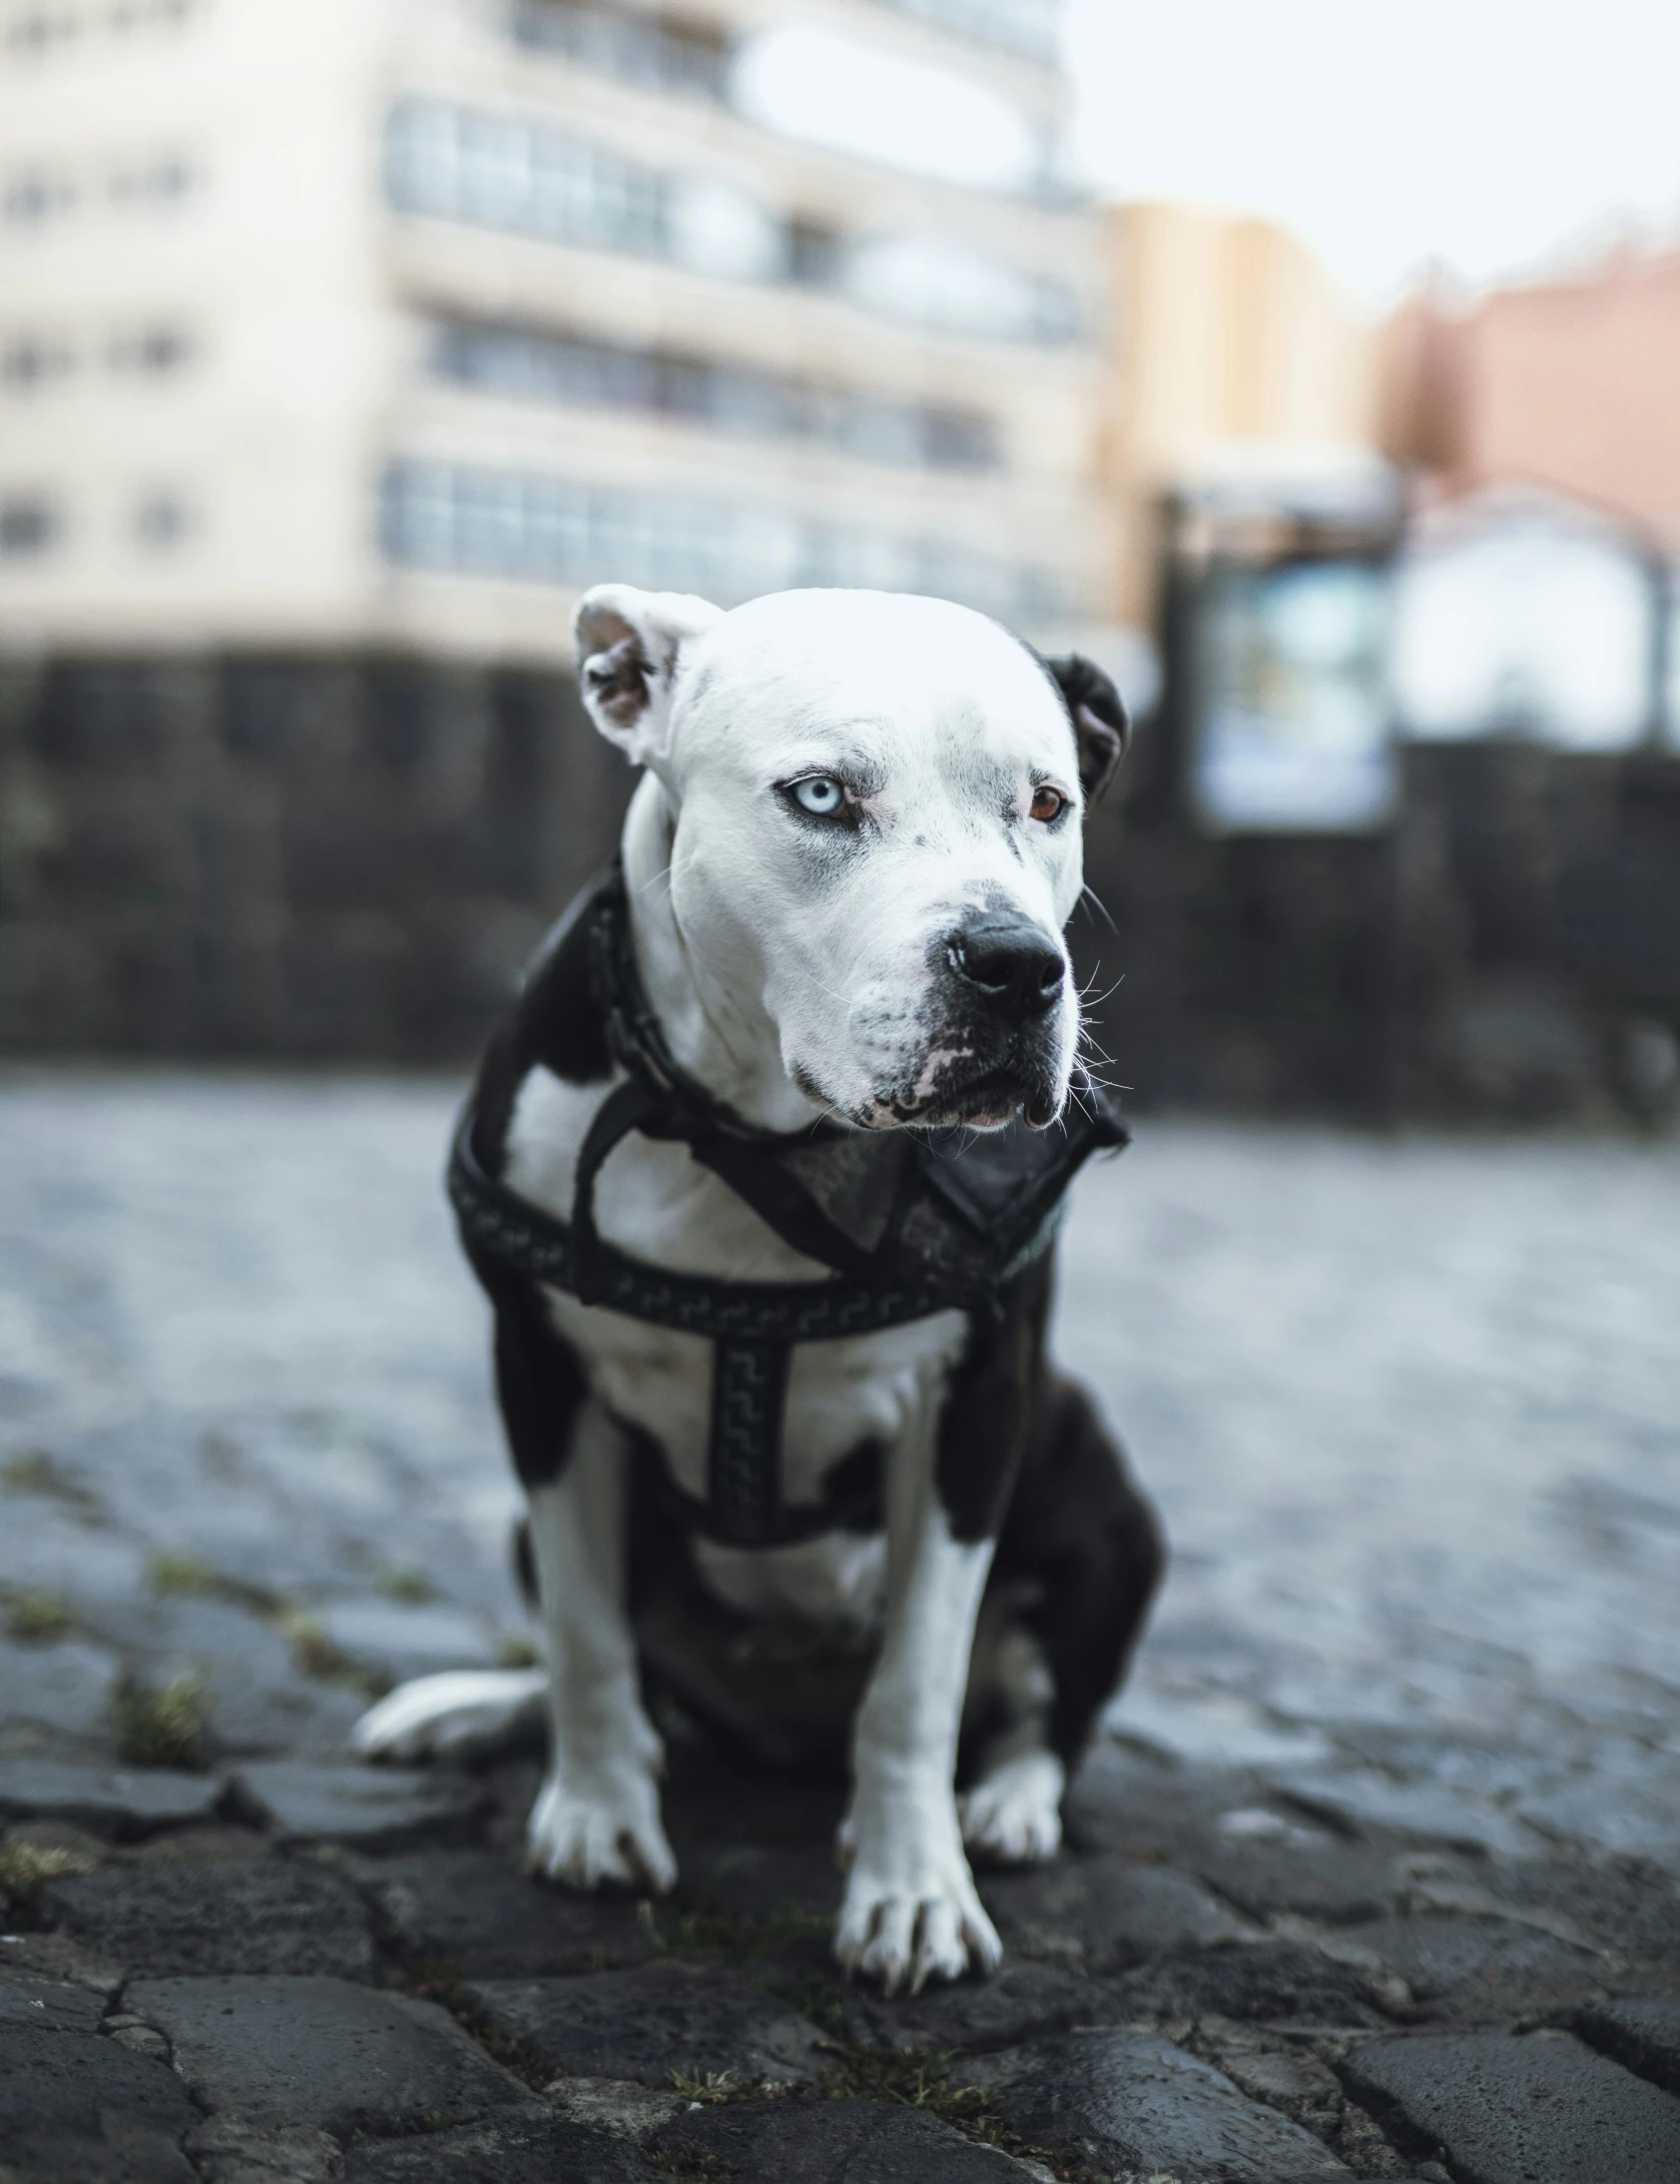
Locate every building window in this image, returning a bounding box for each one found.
[5,8,77,50]
[134,489,190,546]
[108,152,195,206]
[786,217,841,289]
[380,458,1066,624]
[384,99,668,259]
[867,0,1060,64]
[2,168,75,223]
[383,99,1078,344]
[507,1,727,102]
[427,317,999,471]
[110,322,193,374]
[0,493,58,557]
[1,331,72,389]
[108,0,201,28]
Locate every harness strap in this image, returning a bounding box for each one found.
[709,1338,791,1547]
[569,1076,666,1308]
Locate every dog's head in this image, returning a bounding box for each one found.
[575,583,1127,1132]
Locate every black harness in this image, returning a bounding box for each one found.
[448,868,1126,1551]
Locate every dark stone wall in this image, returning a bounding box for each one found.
[0,655,631,1060]
[4,652,1677,1120]
[1079,729,1680,1122]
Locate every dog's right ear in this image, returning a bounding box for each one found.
[574,583,724,773]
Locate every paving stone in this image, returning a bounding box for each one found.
[0,1757,225,1837]
[1515,1765,1680,1868]
[0,2021,200,2182]
[1062,1742,1262,1860]
[89,1597,367,1757]
[1108,1937,1395,2027]
[43,1855,375,1978]
[1273,1767,1541,1858]
[126,1973,532,2135]
[1577,1997,1680,2097]
[648,2095,1030,2180]
[1471,1857,1680,1969]
[361,1847,654,1976]
[0,1638,119,1744]
[545,2072,689,2136]
[342,2106,647,2181]
[838,1956,1119,2056]
[230,1760,484,1846]
[1194,2022,1348,2133]
[0,1967,109,2033]
[1343,2030,1680,2184]
[467,1960,826,2087]
[184,2115,344,2184]
[981,1850,1256,1970]
[673,1836,843,1925]
[319,1600,499,1687]
[0,1929,126,1998]
[1319,1913,1606,2021]
[1188,1832,1410,1925]
[970,2027,1353,2180]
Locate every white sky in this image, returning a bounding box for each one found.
[1062,0,1680,307]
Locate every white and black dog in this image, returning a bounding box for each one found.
[355,585,1163,1996]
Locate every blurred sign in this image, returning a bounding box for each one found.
[1391,490,1662,753]
[1191,557,1394,832]
[1162,451,1403,835]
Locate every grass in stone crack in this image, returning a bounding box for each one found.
[649,2151,735,2180]
[0,1836,96,1912]
[377,1566,436,1605]
[1,1450,106,1524]
[278,1611,387,1699]
[145,1548,388,1698]
[496,1632,542,1669]
[817,2043,1105,2184]
[111,1670,211,1769]
[639,1895,837,1965]
[4,1587,75,1643]
[147,1548,279,1614]
[404,1960,551,2090]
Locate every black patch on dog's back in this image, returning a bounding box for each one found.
[471,883,613,1172]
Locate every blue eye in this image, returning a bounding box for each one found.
[793,776,845,816]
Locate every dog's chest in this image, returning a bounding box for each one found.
[503,1067,967,1616]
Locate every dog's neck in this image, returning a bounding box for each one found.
[620,776,833,1136]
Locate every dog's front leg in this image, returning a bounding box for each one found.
[524,1400,676,1895]
[836,1419,1001,1995]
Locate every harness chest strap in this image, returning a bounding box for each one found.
[451,864,1126,1550]
[449,1102,1027,1550]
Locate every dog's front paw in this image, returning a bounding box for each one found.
[835,1807,1001,1995]
[352,1669,548,1764]
[958,1750,1064,1865]
[526,1764,677,1895]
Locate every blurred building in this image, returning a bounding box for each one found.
[0,0,1107,657]
[1081,217,1680,1126]
[1381,247,1680,550]
[0,0,1114,1055]
[1101,202,1379,624]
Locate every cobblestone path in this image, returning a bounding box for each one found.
[3,1074,1679,2181]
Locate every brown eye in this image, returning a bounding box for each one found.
[1029,786,1068,823]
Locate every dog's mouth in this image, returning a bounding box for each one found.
[882,1057,1060,1132]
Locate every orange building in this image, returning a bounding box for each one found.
[1380,247,1680,549]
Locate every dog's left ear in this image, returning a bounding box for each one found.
[575,582,724,773]
[1043,652,1131,807]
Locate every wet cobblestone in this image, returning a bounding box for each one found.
[2,1074,1678,2180]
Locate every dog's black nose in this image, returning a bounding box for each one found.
[947,916,1065,1023]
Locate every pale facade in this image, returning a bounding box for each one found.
[1101,202,1379,622]
[0,0,1109,664]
